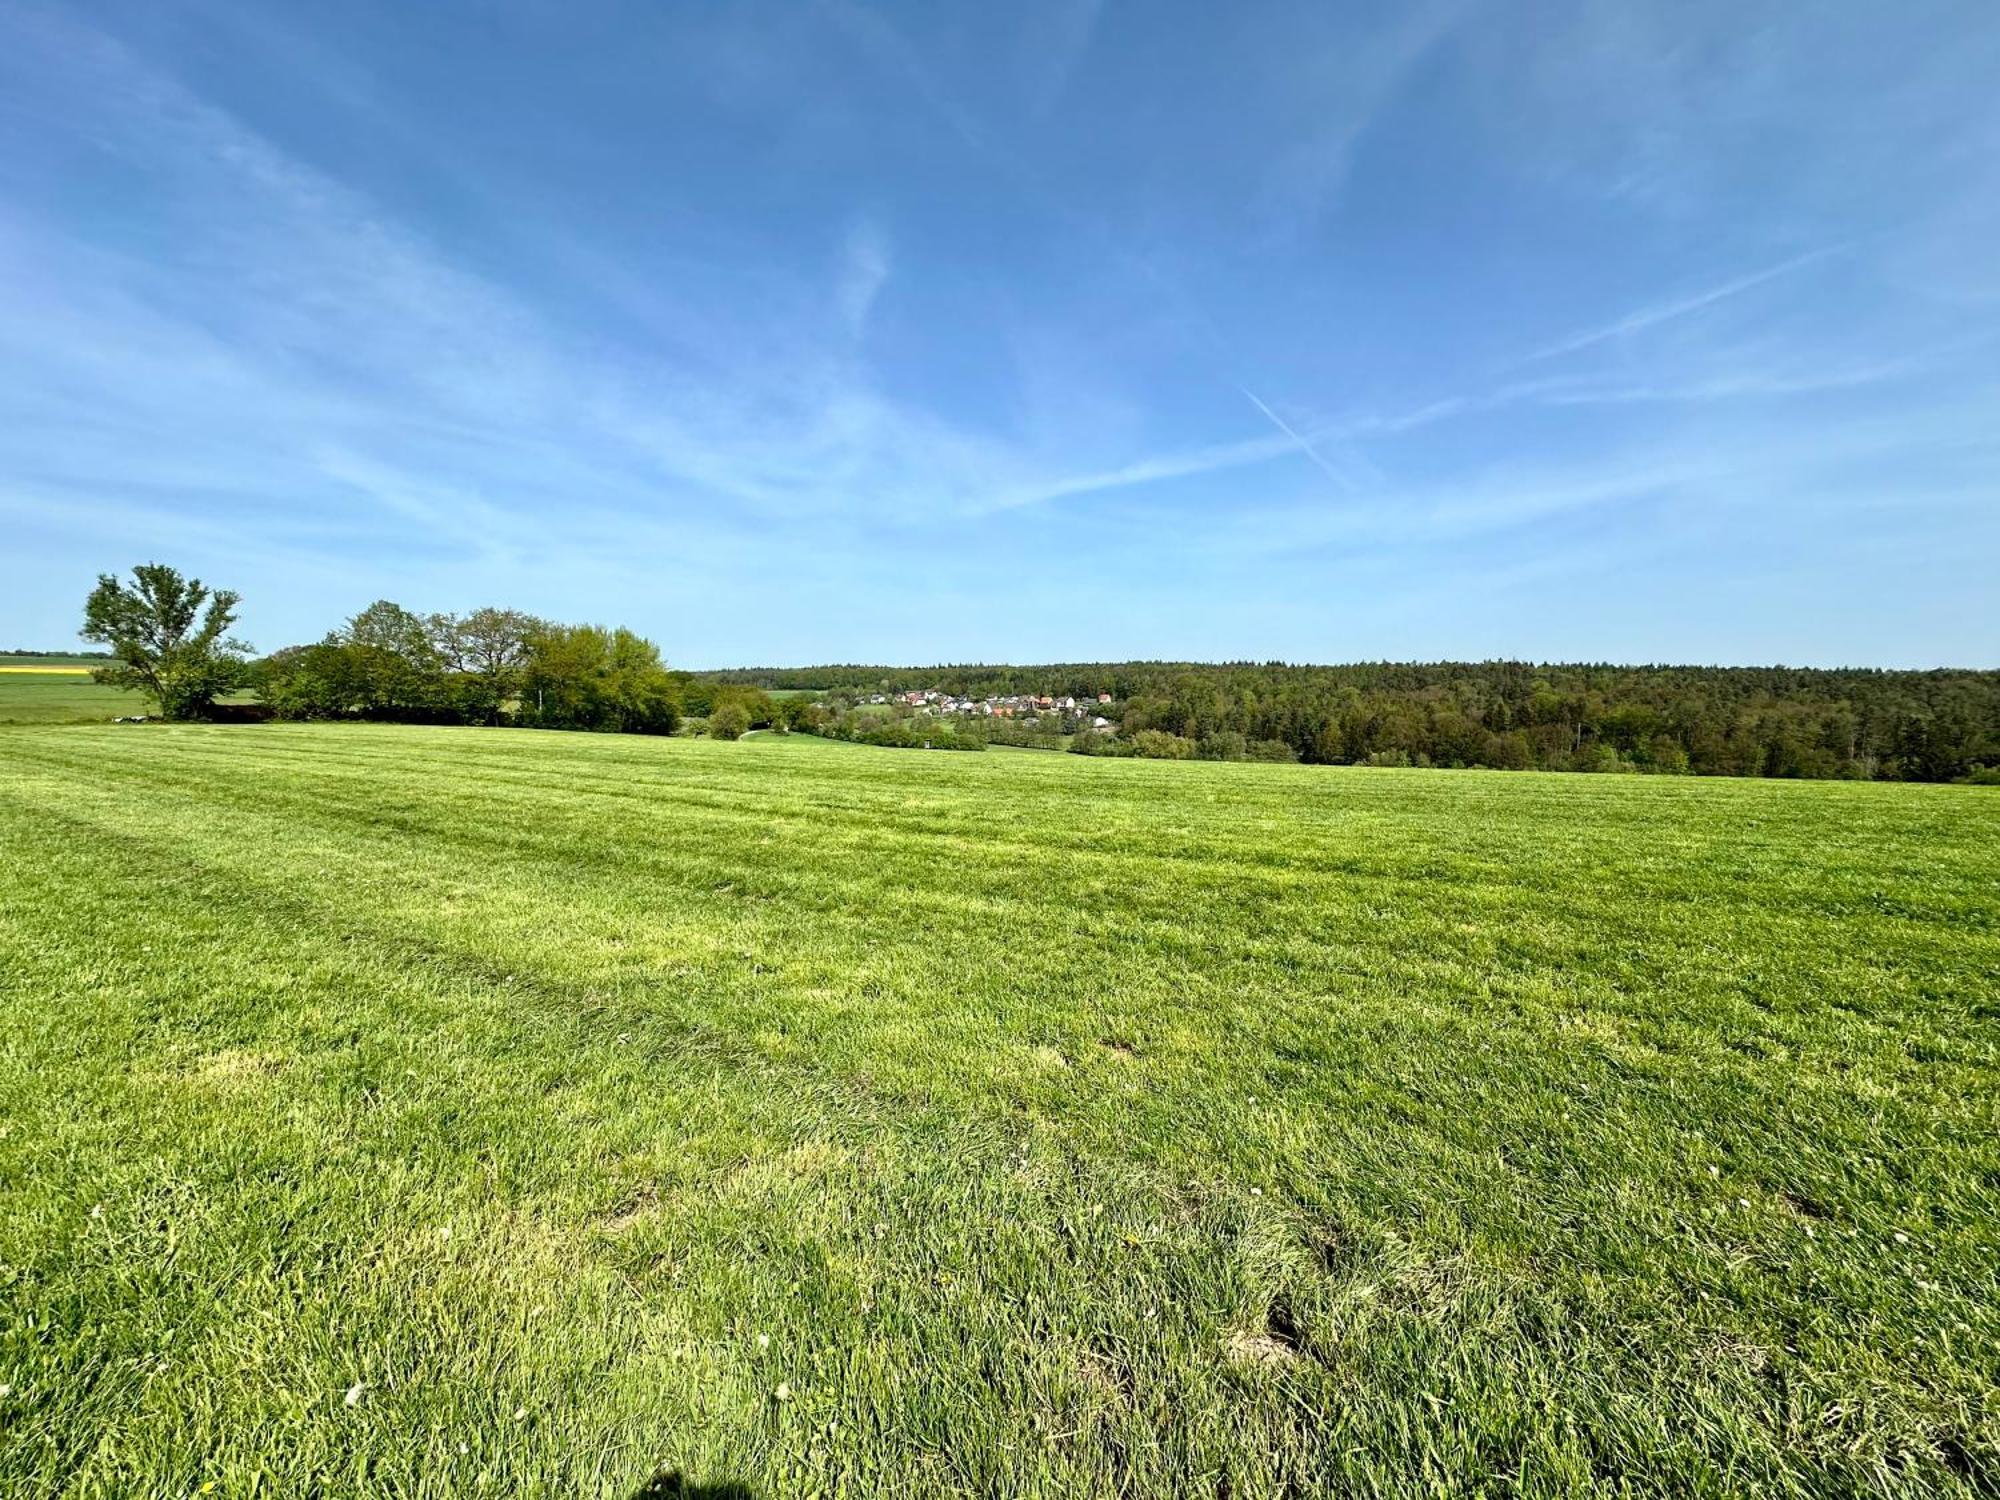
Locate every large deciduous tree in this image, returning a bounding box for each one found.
[428,607,541,724]
[341,600,448,718]
[520,623,681,734]
[257,600,450,721]
[81,563,250,720]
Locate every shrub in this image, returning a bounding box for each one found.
[1069,730,1132,757]
[1573,742,1637,774]
[1483,731,1533,770]
[781,698,827,733]
[1196,730,1248,761]
[1132,729,1196,760]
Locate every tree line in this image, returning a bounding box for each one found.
[73,565,2000,780]
[77,563,778,738]
[711,660,2000,782]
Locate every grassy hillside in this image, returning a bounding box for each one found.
[0,725,1993,1496]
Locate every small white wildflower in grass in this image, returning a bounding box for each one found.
[90,1203,104,1219]
[1893,1232,1909,1244]
[513,1406,528,1421]
[756,1333,770,1350]
[439,1225,452,1241]
[1249,1187,1263,1198]
[344,1383,366,1407]
[1738,1197,1751,1209]
[774,1382,792,1402]
[0,1383,12,1399]
[1707,1166,1720,1177]
[458,1442,470,1455]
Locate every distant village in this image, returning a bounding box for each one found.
[857,688,1119,732]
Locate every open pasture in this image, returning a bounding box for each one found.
[0,663,141,726]
[0,724,1994,1496]
[0,665,257,725]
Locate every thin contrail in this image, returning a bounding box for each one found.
[821,0,1373,500]
[1527,246,1846,363]
[1238,385,1357,490]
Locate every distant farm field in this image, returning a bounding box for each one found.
[0,663,143,724]
[0,664,257,724]
[0,725,1994,1496]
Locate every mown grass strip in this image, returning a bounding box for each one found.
[1,724,1993,1495]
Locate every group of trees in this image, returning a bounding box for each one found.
[1071,726,1300,763]
[253,601,683,735]
[79,564,696,738]
[816,709,985,752]
[719,660,2000,782]
[678,680,790,740]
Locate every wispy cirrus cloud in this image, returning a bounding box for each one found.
[1253,0,1467,235]
[3,0,1995,667]
[1024,0,1105,117]
[835,216,892,335]
[0,10,1015,544]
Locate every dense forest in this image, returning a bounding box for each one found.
[708,661,2000,782]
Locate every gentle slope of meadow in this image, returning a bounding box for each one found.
[0,724,1993,1496]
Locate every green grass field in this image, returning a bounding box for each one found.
[0,663,144,725]
[1,724,1994,1497]
[0,664,258,726]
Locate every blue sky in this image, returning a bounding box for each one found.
[2,0,1996,667]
